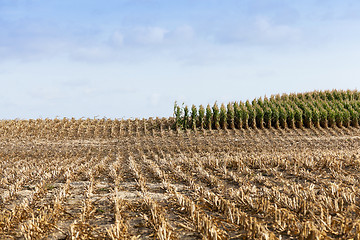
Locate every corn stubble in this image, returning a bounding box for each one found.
[2,90,360,239]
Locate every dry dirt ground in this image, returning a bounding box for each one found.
[1,127,360,239]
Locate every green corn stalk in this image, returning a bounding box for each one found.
[348,106,359,127]
[174,102,182,130]
[198,105,205,129]
[325,91,333,101]
[346,90,354,101]
[240,102,249,129]
[327,109,336,128]
[248,108,256,128]
[263,96,270,107]
[273,94,281,102]
[246,100,256,128]
[278,106,287,128]
[322,100,332,113]
[270,104,279,129]
[294,107,303,128]
[343,100,350,110]
[281,93,289,101]
[311,108,320,128]
[340,90,347,101]
[289,93,296,101]
[284,105,295,129]
[296,93,304,101]
[351,101,360,117]
[304,92,313,101]
[263,107,272,129]
[303,107,312,128]
[227,103,235,129]
[212,103,220,130]
[332,90,341,101]
[233,102,242,129]
[352,90,358,100]
[335,109,343,128]
[257,97,264,108]
[219,103,227,130]
[183,105,189,129]
[318,91,326,100]
[311,90,320,100]
[190,105,197,130]
[205,104,212,130]
[342,109,350,128]
[255,105,264,129]
[350,101,359,112]
[251,98,257,106]
[242,110,249,129]
[335,100,344,110]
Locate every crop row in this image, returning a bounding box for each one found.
[0,117,174,139]
[174,89,360,130]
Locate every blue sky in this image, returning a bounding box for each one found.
[1,0,360,119]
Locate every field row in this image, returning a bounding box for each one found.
[0,117,174,140]
[1,117,360,142]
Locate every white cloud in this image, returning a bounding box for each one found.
[109,25,195,48]
[109,31,124,47]
[254,16,301,43]
[71,46,113,62]
[172,25,194,41]
[132,26,168,44]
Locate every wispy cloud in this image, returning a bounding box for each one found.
[254,16,301,43]
[109,31,124,47]
[130,26,168,45]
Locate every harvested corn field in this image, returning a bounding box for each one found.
[1,118,360,239]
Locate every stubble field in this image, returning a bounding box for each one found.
[1,120,360,239]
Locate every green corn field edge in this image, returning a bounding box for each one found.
[174,89,360,130]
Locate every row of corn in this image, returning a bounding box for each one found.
[174,89,360,130]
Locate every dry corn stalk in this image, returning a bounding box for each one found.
[107,190,129,240]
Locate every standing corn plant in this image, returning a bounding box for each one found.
[219,104,227,130]
[205,104,212,130]
[278,106,287,128]
[294,107,303,128]
[240,102,249,129]
[303,107,312,128]
[198,105,205,130]
[233,102,242,129]
[342,109,351,128]
[348,106,359,127]
[227,103,235,129]
[263,107,272,129]
[255,105,264,129]
[311,108,320,128]
[212,103,220,130]
[285,105,295,129]
[174,102,182,130]
[183,106,189,129]
[246,100,256,128]
[327,109,336,128]
[191,105,198,130]
[269,103,279,129]
[335,109,343,128]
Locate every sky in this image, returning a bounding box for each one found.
[1,0,360,119]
